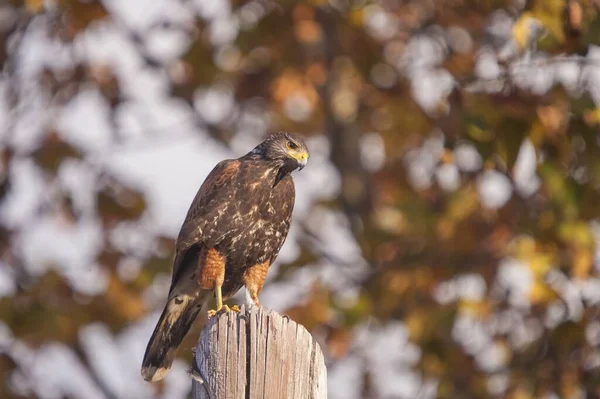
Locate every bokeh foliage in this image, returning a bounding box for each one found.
[2,0,600,398]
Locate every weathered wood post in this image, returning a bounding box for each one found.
[191,305,327,399]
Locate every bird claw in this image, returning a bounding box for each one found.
[207,304,239,319]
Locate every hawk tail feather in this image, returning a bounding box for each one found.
[141,295,201,382]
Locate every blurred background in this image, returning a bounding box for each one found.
[1,0,600,398]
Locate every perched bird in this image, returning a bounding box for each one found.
[141,132,309,382]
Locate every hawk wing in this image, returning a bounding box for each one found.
[170,159,240,288]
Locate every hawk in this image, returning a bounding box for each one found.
[141,132,309,382]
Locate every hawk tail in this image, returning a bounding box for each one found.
[141,295,201,382]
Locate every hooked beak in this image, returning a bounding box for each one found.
[298,159,308,170]
[295,151,308,170]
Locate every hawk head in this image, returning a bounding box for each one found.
[249,132,310,171]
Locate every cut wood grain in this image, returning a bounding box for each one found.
[192,305,327,399]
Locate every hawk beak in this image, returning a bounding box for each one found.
[295,151,308,170]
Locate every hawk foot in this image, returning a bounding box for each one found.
[207,304,238,319]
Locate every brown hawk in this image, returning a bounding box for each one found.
[141,132,309,382]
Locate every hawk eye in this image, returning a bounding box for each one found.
[286,141,299,151]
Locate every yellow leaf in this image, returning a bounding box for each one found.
[529,253,555,276]
[422,353,445,376]
[567,0,583,33]
[406,312,426,341]
[25,0,45,13]
[559,221,594,249]
[531,0,567,43]
[348,8,363,27]
[294,20,323,44]
[529,280,557,304]
[572,248,593,279]
[513,235,537,258]
[386,271,412,295]
[374,206,406,235]
[509,388,535,399]
[537,104,567,136]
[512,13,544,50]
[441,149,454,164]
[446,187,479,221]
[467,124,494,142]
[105,275,145,320]
[584,108,600,126]
[458,299,491,317]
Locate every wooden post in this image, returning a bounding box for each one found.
[191,305,327,399]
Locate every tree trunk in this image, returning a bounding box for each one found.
[192,305,327,399]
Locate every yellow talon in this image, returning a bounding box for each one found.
[207,286,239,318]
[207,304,237,318]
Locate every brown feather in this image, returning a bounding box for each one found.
[198,247,226,290]
[243,260,271,306]
[171,159,240,286]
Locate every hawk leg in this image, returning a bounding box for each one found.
[207,285,229,318]
[197,248,235,317]
[243,260,270,307]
